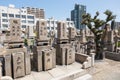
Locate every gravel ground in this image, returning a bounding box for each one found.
[86,59,120,80]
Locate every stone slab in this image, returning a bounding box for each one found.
[48,68,65,77]
[15,62,90,80]
[25,53,31,75]
[74,74,92,80]
[0,54,12,77]
[42,49,53,71]
[12,52,25,78]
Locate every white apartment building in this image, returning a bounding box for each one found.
[0,4,35,34]
[46,17,75,37]
[0,5,75,39]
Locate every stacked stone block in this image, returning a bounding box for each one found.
[56,21,75,65]
[0,19,31,79]
[33,20,56,72]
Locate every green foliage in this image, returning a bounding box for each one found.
[24,38,28,46]
[116,42,120,47]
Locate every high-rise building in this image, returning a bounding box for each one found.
[71,4,86,30]
[111,21,120,30]
[23,7,45,19]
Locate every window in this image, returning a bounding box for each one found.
[28,21,34,24]
[47,27,50,29]
[2,24,8,28]
[52,21,54,24]
[2,19,8,22]
[12,33,15,35]
[51,27,54,30]
[21,20,26,23]
[27,16,34,19]
[22,25,26,28]
[2,13,7,17]
[9,14,14,17]
[16,14,20,18]
[22,15,26,18]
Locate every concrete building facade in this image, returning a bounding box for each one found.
[23,7,45,19]
[0,4,35,35]
[46,17,75,38]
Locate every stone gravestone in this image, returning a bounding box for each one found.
[0,19,31,79]
[56,21,75,65]
[0,53,12,77]
[81,29,86,43]
[42,49,53,71]
[9,19,21,41]
[68,27,76,41]
[12,52,25,78]
[68,27,76,54]
[33,20,56,71]
[107,31,115,52]
[74,35,81,54]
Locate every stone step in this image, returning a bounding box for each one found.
[51,69,87,80]
[74,74,92,80]
[1,76,13,80]
[14,62,91,80]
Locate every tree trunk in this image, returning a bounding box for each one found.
[95,38,104,60]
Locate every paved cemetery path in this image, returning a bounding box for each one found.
[87,59,120,80]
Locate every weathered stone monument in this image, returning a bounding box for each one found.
[55,21,75,65]
[107,31,115,52]
[0,19,31,79]
[33,19,56,71]
[80,29,86,43]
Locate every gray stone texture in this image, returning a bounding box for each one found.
[0,54,12,77]
[12,52,25,78]
[33,46,56,71]
[25,53,31,75]
[55,44,75,65]
[75,53,92,69]
[36,20,49,41]
[68,27,76,41]
[9,19,22,41]
[57,22,68,40]
[42,49,53,71]
[0,48,31,79]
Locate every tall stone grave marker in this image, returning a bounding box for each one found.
[33,20,56,71]
[107,30,115,52]
[0,19,31,79]
[56,21,75,65]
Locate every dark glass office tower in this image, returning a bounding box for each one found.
[71,4,86,30]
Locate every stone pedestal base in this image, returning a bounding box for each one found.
[55,44,75,65]
[0,48,31,79]
[33,46,56,71]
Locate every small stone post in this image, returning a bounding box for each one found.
[90,53,95,67]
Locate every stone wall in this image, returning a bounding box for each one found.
[105,51,120,61]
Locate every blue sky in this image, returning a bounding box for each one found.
[0,0,120,21]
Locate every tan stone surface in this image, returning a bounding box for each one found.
[87,59,120,80]
[36,20,49,41]
[15,62,84,80]
[9,19,22,41]
[57,21,68,40]
[56,44,75,65]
